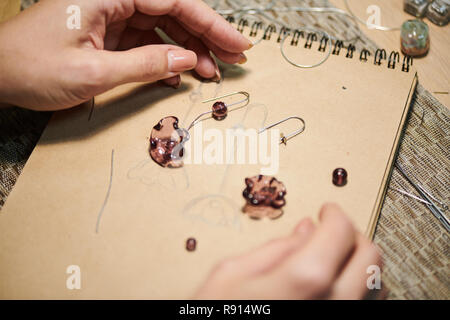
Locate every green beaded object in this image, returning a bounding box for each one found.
[401,19,430,56]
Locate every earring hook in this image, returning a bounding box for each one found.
[187,91,250,130]
[202,91,250,107]
[258,116,306,145]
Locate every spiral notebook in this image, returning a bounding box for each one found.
[0,23,417,298]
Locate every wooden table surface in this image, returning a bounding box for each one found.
[332,0,449,108]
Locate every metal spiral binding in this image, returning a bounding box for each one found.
[318,35,329,52]
[225,17,413,72]
[346,44,356,58]
[388,51,400,69]
[374,49,387,65]
[304,33,317,49]
[277,27,291,43]
[402,55,414,72]
[263,24,277,40]
[290,30,305,46]
[360,49,371,62]
[237,19,248,33]
[249,21,263,37]
[332,40,344,55]
[226,16,235,24]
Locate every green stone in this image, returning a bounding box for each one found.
[401,19,430,56]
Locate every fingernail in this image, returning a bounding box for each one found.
[167,50,196,72]
[238,53,247,64]
[248,41,254,49]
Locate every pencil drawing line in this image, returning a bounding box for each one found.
[95,149,114,234]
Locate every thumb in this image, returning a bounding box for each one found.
[96,45,197,88]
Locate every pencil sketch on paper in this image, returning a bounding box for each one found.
[182,194,242,231]
[127,158,190,191]
[180,102,269,230]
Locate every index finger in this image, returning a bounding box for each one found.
[276,203,358,296]
[296,203,357,275]
[134,0,252,53]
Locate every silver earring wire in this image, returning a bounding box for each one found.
[187,91,250,130]
[258,116,306,145]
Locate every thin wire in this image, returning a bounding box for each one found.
[395,163,449,211]
[390,187,434,206]
[258,116,306,144]
[417,183,449,211]
[280,29,332,68]
[187,91,250,130]
[187,110,213,131]
[202,91,250,107]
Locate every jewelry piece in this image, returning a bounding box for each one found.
[401,19,430,56]
[333,168,348,187]
[149,91,250,168]
[188,91,250,130]
[241,116,305,219]
[186,237,197,252]
[258,116,306,145]
[242,175,287,219]
[149,116,187,168]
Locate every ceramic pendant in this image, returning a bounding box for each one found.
[149,116,188,168]
[242,175,286,219]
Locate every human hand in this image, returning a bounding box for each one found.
[195,203,384,299]
[0,0,251,110]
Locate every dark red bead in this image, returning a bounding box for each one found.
[333,168,348,186]
[212,101,227,120]
[186,238,197,252]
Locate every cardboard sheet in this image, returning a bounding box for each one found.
[0,34,417,298]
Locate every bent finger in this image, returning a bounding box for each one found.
[231,218,316,277]
[330,234,383,300]
[134,0,252,53]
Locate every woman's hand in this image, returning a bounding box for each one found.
[0,0,251,110]
[195,203,384,299]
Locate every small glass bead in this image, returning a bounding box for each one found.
[401,19,430,57]
[333,168,348,187]
[186,238,197,252]
[212,101,228,121]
